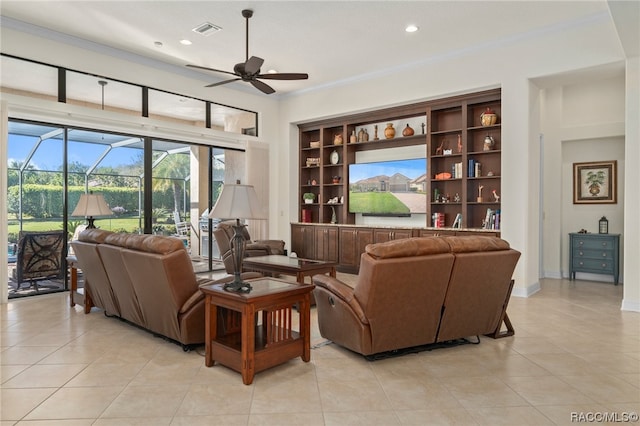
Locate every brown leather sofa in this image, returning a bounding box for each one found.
[312,236,521,356]
[71,229,259,349]
[213,220,285,274]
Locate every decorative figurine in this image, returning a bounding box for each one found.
[374,124,379,140]
[477,185,484,202]
[483,134,495,151]
[421,122,426,134]
[457,134,463,153]
[435,139,446,155]
[492,189,500,202]
[350,130,357,143]
[454,193,461,202]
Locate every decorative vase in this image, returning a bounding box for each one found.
[363,129,370,141]
[384,123,395,139]
[480,107,497,126]
[402,124,414,137]
[357,128,365,142]
[483,135,495,151]
[334,134,343,145]
[350,130,357,143]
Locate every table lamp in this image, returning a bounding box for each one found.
[209,184,266,292]
[71,191,113,229]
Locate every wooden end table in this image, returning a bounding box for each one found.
[66,256,92,313]
[200,277,314,385]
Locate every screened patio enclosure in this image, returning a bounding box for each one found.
[6,119,232,297]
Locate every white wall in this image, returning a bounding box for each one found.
[275,10,638,309]
[541,76,626,281]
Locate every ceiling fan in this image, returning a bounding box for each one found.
[187,9,308,95]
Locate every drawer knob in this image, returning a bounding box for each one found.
[579,251,583,256]
[602,242,608,247]
[602,253,607,257]
[578,241,584,245]
[602,263,607,268]
[579,262,584,266]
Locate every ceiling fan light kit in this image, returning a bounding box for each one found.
[187,9,308,94]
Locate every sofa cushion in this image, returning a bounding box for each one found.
[365,236,450,259]
[443,236,510,253]
[78,228,113,243]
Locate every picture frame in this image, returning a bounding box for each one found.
[573,160,617,204]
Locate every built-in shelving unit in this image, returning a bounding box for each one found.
[298,88,502,230]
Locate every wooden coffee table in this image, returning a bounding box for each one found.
[200,277,314,385]
[242,255,337,285]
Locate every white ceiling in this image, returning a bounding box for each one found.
[0,1,634,97]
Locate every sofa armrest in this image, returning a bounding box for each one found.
[179,290,205,314]
[245,243,271,255]
[254,239,286,255]
[312,275,368,324]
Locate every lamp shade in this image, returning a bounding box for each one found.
[209,184,266,220]
[71,192,113,218]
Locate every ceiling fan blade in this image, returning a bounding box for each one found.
[258,73,309,80]
[205,78,241,88]
[250,79,275,94]
[244,56,264,75]
[186,64,238,77]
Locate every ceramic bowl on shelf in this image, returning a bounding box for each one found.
[309,141,320,148]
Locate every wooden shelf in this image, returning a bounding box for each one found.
[298,88,501,230]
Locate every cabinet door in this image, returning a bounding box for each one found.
[315,226,339,262]
[339,227,374,270]
[373,228,413,243]
[291,224,315,259]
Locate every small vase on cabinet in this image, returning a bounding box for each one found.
[384,123,395,139]
[402,124,414,137]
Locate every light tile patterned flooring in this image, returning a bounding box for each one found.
[1,276,638,425]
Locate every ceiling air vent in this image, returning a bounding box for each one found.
[192,22,222,36]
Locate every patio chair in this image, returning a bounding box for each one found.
[12,230,65,292]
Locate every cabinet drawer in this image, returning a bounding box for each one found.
[572,258,615,273]
[573,248,614,260]
[572,237,616,250]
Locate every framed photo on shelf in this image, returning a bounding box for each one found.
[573,160,617,204]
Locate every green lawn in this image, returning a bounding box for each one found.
[7,217,145,241]
[348,192,410,214]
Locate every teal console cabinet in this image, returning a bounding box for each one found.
[569,233,620,285]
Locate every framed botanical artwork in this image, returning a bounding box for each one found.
[573,160,617,204]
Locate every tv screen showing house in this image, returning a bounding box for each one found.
[348,158,427,215]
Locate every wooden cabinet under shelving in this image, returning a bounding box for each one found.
[292,223,500,273]
[298,88,501,231]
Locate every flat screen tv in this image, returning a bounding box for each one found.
[348,158,427,216]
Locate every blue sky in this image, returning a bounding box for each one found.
[349,158,426,183]
[8,134,140,171]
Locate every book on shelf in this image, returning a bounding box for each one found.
[432,212,445,228]
[468,160,482,178]
[452,213,462,228]
[482,208,501,230]
[451,162,463,179]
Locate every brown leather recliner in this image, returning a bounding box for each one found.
[213,220,285,274]
[313,236,520,356]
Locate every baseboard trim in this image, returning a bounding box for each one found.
[621,299,640,312]
[511,281,541,298]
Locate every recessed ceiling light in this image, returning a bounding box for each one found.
[405,25,419,33]
[267,69,278,74]
[180,39,192,45]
